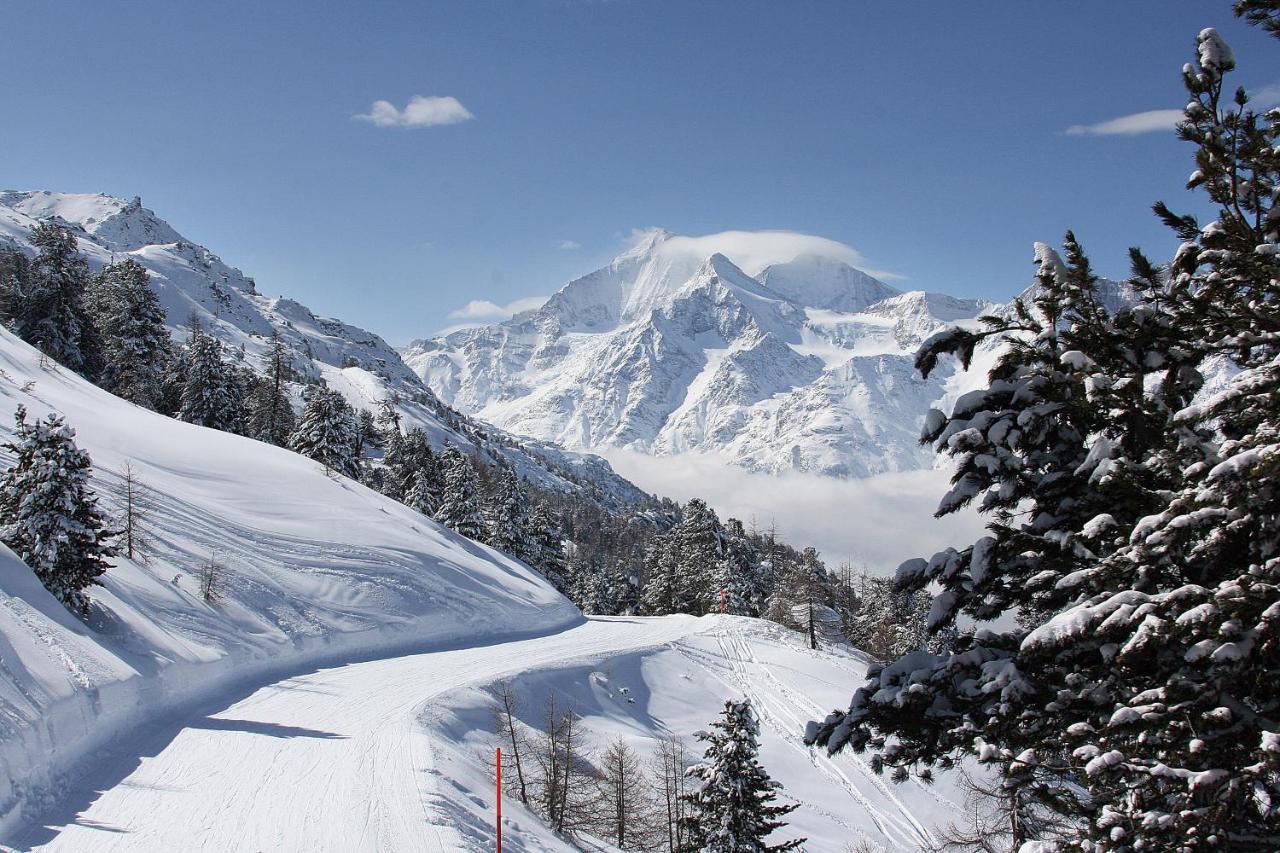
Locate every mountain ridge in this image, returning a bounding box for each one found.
[0,190,648,508]
[404,232,991,478]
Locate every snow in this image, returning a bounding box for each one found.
[0,326,580,835]
[0,191,647,511]
[403,229,989,481]
[422,616,968,852]
[5,613,968,851]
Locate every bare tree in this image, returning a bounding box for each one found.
[926,769,1073,852]
[490,681,530,806]
[553,701,595,834]
[650,734,693,852]
[592,737,653,849]
[118,461,153,563]
[198,552,224,603]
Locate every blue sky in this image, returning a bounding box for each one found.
[1,1,1275,343]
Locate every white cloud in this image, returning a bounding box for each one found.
[354,95,475,128]
[600,449,983,574]
[635,228,905,281]
[1249,82,1280,106]
[558,240,582,250]
[1066,84,1280,137]
[1065,109,1184,137]
[446,295,549,323]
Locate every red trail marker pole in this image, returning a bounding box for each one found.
[496,746,503,853]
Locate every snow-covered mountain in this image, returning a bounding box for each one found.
[403,230,991,478]
[0,191,645,507]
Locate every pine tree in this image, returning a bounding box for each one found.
[527,502,568,590]
[669,498,724,615]
[180,326,244,432]
[681,699,804,852]
[809,16,1280,849]
[86,258,171,408]
[0,406,115,615]
[13,223,100,376]
[434,445,485,539]
[290,386,360,478]
[483,469,531,557]
[714,518,765,616]
[0,249,32,328]
[246,332,295,446]
[639,533,680,615]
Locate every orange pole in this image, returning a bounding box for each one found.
[496,746,502,853]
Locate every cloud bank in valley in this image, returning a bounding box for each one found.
[601,449,984,574]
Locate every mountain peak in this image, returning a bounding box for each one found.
[755,254,898,312]
[0,190,182,252]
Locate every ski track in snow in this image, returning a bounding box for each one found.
[11,617,706,851]
[8,616,963,852]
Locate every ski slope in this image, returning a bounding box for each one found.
[10,616,966,852]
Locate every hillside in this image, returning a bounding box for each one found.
[0,191,646,510]
[0,325,581,836]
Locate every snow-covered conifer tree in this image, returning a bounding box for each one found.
[14,223,100,376]
[639,533,679,615]
[527,502,567,590]
[669,498,724,615]
[483,469,531,557]
[179,327,245,432]
[714,518,764,616]
[0,406,115,614]
[434,445,485,539]
[86,258,171,408]
[681,698,804,852]
[290,386,360,478]
[246,332,295,446]
[809,15,1280,848]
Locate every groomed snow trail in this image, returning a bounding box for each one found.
[15,617,707,852]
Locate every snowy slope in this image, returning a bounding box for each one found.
[10,616,967,852]
[0,191,647,509]
[0,326,582,835]
[404,230,989,478]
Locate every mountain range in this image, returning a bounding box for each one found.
[403,229,992,478]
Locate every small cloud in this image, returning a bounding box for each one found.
[1065,108,1184,137]
[354,95,474,128]
[558,239,582,250]
[1249,82,1280,106]
[447,295,549,323]
[1066,82,1280,137]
